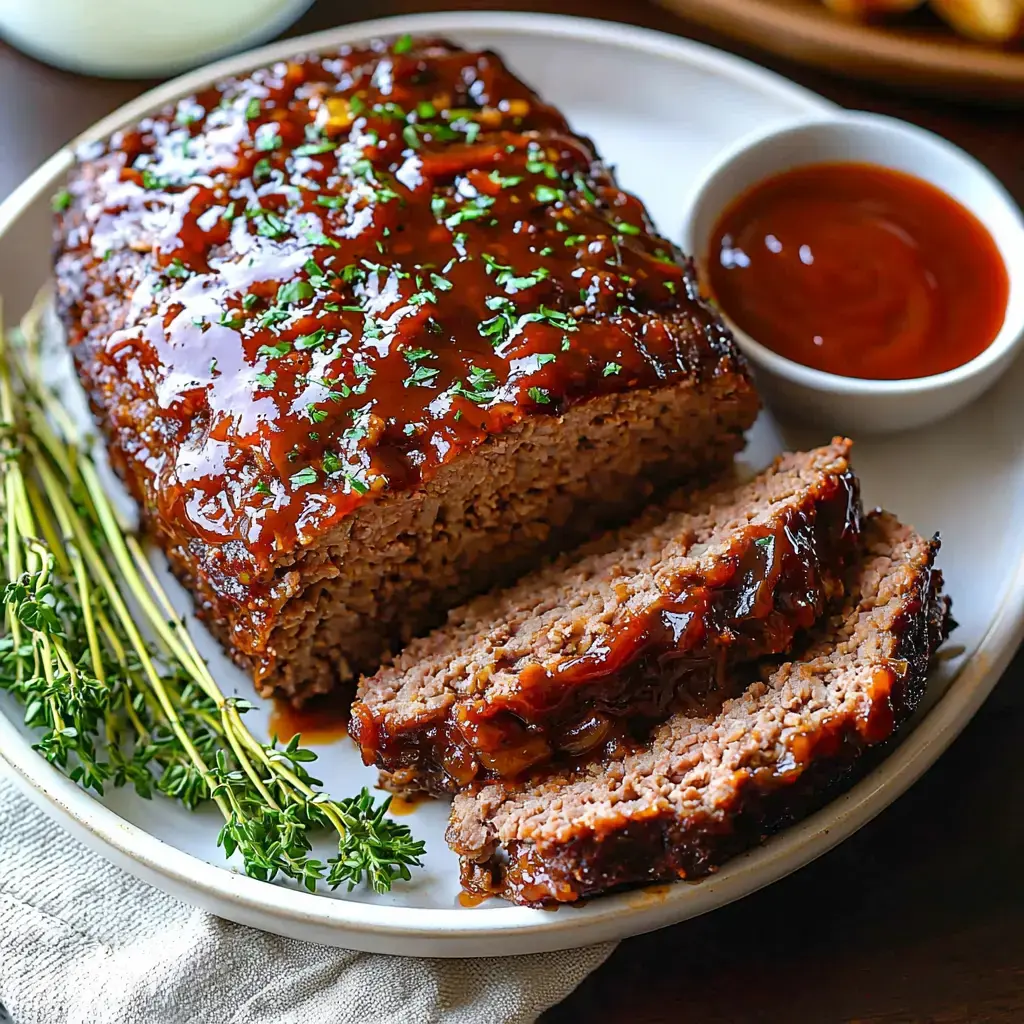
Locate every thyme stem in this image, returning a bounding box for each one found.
[0,295,424,893]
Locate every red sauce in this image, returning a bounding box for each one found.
[268,696,348,744]
[387,792,429,816]
[457,890,492,908]
[705,162,1009,380]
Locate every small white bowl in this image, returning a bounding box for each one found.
[680,112,1024,435]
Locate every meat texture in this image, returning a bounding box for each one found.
[449,512,952,905]
[353,441,863,794]
[53,36,758,703]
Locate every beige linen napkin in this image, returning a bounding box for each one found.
[0,771,613,1024]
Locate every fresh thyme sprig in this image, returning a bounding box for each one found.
[0,294,424,894]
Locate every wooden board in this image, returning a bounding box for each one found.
[656,0,1024,102]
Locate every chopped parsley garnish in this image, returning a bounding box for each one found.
[603,362,622,376]
[403,348,433,363]
[141,169,172,190]
[304,258,328,288]
[416,100,437,119]
[254,371,277,388]
[393,33,413,54]
[444,195,495,230]
[533,185,565,205]
[322,451,341,474]
[218,312,245,329]
[464,122,481,145]
[349,95,366,116]
[295,328,328,351]
[404,365,440,387]
[244,97,261,120]
[402,124,420,150]
[563,234,586,248]
[258,308,291,329]
[252,209,289,240]
[257,341,291,358]
[488,170,523,189]
[431,195,446,218]
[166,258,190,280]
[294,140,338,157]
[175,105,202,127]
[242,293,259,311]
[301,225,341,248]
[450,364,498,405]
[254,125,282,151]
[253,158,273,183]
[51,189,72,213]
[537,353,557,367]
[481,254,550,292]
[277,280,314,305]
[315,195,346,210]
[527,387,551,405]
[573,172,599,205]
[254,480,273,496]
[307,405,328,424]
[374,101,407,121]
[526,156,560,179]
[430,273,452,292]
[613,220,642,236]
[290,466,318,488]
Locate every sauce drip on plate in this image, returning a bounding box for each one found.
[269,696,349,745]
[705,162,1009,380]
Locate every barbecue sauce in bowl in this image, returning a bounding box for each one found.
[705,162,1009,380]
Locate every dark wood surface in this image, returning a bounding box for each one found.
[2,3,1021,1020]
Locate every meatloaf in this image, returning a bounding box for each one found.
[450,511,952,905]
[353,441,863,794]
[53,36,758,704]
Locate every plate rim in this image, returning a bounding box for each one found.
[0,9,1015,955]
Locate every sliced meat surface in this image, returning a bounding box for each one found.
[353,442,863,793]
[54,36,757,703]
[449,512,952,905]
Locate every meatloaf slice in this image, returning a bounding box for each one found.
[450,511,952,905]
[353,441,863,794]
[53,36,757,704]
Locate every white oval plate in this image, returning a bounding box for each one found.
[1,12,1022,958]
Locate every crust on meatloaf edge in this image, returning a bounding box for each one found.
[53,37,759,703]
[449,511,953,905]
[353,441,864,795]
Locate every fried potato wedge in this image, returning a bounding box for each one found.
[930,0,1024,41]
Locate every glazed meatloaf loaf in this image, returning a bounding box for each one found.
[353,442,863,794]
[53,36,758,703]
[450,512,952,905]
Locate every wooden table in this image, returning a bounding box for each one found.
[3,3,1022,1020]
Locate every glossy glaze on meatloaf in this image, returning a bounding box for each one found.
[450,512,952,905]
[353,442,863,794]
[53,36,758,702]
